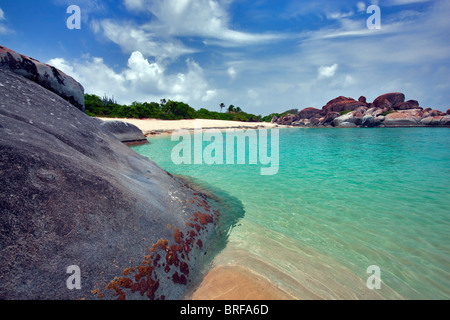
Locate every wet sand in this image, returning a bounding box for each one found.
[188,266,294,300]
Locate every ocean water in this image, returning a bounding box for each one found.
[132,127,450,300]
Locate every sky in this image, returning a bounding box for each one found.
[0,0,449,114]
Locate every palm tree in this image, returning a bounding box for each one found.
[228,105,235,113]
[220,103,225,113]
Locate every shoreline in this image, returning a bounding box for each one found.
[96,117,285,136]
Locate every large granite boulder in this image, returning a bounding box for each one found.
[419,115,450,126]
[372,92,405,110]
[277,113,299,125]
[0,66,237,299]
[319,112,340,126]
[332,111,364,127]
[394,100,421,111]
[298,107,323,119]
[322,96,366,114]
[383,110,421,127]
[98,120,148,146]
[0,45,85,112]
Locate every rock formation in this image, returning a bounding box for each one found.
[0,46,85,112]
[0,48,239,300]
[98,119,148,146]
[277,92,449,128]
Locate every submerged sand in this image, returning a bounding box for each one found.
[189,266,294,300]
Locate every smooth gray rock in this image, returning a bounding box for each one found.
[332,112,363,127]
[337,122,357,128]
[0,45,85,112]
[99,120,148,145]
[361,115,375,127]
[0,68,238,300]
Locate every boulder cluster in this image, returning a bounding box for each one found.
[273,93,450,128]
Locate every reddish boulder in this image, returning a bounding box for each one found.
[395,100,421,110]
[309,117,320,126]
[447,109,450,115]
[373,93,405,109]
[277,113,299,125]
[298,107,323,119]
[320,112,340,125]
[358,96,367,104]
[322,96,366,113]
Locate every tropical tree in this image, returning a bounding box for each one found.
[220,102,225,113]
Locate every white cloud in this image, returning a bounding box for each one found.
[94,19,197,62]
[343,74,356,87]
[0,7,12,34]
[357,2,366,12]
[123,0,145,11]
[388,0,430,5]
[123,0,285,46]
[47,52,216,106]
[327,11,354,20]
[227,66,237,79]
[318,64,338,79]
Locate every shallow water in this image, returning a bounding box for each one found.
[132,127,450,299]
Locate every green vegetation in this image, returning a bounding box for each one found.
[381,110,396,117]
[340,110,353,115]
[85,94,266,122]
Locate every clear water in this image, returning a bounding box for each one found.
[132,127,450,299]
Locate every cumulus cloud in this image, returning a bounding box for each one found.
[94,19,196,62]
[48,51,216,106]
[318,64,338,79]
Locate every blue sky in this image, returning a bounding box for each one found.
[1,0,449,114]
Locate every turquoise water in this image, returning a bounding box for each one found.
[132,128,450,299]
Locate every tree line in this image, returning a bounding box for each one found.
[84,93,287,123]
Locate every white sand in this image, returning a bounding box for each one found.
[97,118,282,135]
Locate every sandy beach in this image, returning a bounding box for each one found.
[97,117,282,135]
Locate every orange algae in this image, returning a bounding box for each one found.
[101,194,218,300]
